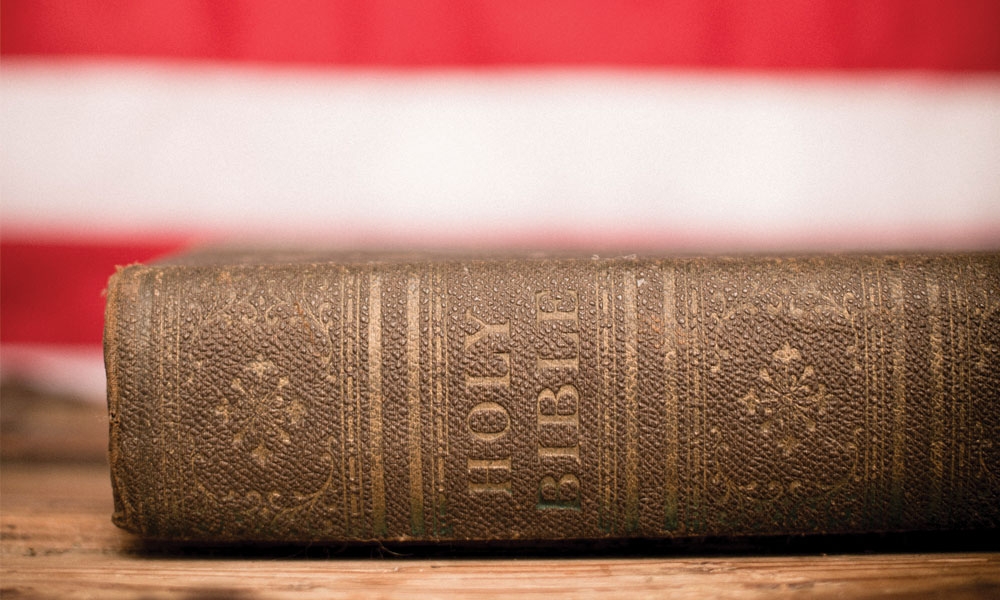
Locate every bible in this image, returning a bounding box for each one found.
[104,252,999,542]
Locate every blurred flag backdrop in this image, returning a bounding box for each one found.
[2,1,999,397]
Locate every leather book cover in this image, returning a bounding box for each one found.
[104,253,1000,542]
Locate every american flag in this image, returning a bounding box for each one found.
[3,1,999,398]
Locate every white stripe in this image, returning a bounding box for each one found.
[3,59,999,249]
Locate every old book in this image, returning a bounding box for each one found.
[104,253,999,542]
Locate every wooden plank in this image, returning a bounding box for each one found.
[0,382,107,463]
[2,463,999,599]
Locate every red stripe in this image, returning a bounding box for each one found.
[3,0,999,70]
[1,240,186,346]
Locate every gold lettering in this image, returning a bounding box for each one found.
[463,307,513,498]
[537,413,578,426]
[536,385,580,428]
[536,384,581,508]
[467,458,512,493]
[536,290,579,324]
[465,360,511,388]
[537,474,581,509]
[466,401,511,443]
[464,309,511,387]
[536,291,580,372]
[536,332,580,372]
[464,309,510,350]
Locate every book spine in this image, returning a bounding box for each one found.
[105,256,1000,542]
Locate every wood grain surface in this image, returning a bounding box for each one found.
[2,462,999,599]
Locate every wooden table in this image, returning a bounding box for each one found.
[1,461,997,599]
[2,386,998,598]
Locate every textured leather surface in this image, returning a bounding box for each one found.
[105,254,1000,542]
